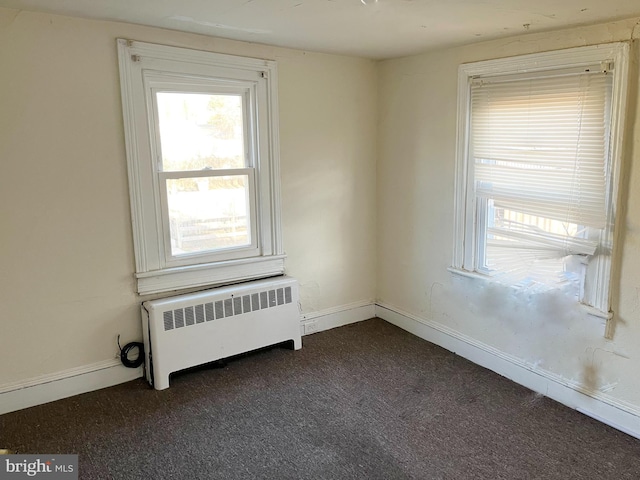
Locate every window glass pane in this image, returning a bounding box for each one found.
[166,175,251,256]
[156,92,245,171]
[484,202,587,296]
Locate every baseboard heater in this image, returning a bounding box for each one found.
[141,276,302,390]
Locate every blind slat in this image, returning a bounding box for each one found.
[470,69,612,272]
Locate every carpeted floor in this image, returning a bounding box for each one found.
[2,318,640,479]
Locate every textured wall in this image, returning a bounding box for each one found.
[377,19,640,410]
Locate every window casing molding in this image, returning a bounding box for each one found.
[117,40,284,295]
[451,43,629,318]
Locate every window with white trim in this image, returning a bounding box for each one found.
[452,44,629,318]
[117,40,284,295]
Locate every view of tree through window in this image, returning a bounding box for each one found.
[156,92,251,256]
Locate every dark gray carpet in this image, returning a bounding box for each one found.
[2,318,640,479]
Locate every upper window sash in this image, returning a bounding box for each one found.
[150,87,254,173]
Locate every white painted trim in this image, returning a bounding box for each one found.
[458,42,628,78]
[300,300,375,335]
[375,302,640,440]
[0,360,142,416]
[137,255,286,295]
[124,39,276,71]
[7,300,639,440]
[453,59,474,271]
[453,42,630,317]
[117,39,284,294]
[266,65,284,255]
[0,300,375,414]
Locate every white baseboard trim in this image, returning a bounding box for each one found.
[0,360,143,416]
[300,300,375,335]
[12,300,638,439]
[1,301,376,416]
[376,303,640,440]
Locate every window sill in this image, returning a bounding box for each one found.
[136,254,286,295]
[447,266,612,321]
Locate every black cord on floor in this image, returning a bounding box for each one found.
[117,335,144,368]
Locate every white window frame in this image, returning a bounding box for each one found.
[451,43,629,319]
[148,78,260,268]
[117,40,284,295]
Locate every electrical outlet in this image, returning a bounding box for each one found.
[304,321,319,335]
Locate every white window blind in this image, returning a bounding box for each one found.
[470,69,613,292]
[453,43,629,320]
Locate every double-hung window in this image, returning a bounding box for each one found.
[118,40,284,294]
[452,44,629,318]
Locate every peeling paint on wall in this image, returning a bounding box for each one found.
[632,19,640,39]
[378,17,640,409]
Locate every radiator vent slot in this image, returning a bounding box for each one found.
[260,291,268,309]
[163,311,173,331]
[277,288,284,305]
[215,300,224,319]
[185,306,194,326]
[164,286,293,331]
[243,295,251,313]
[195,304,205,324]
[175,309,185,328]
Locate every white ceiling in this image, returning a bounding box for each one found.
[2,0,640,59]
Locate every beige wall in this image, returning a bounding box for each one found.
[0,8,377,386]
[377,19,640,409]
[4,4,640,418]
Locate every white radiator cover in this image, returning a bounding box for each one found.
[141,276,302,389]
